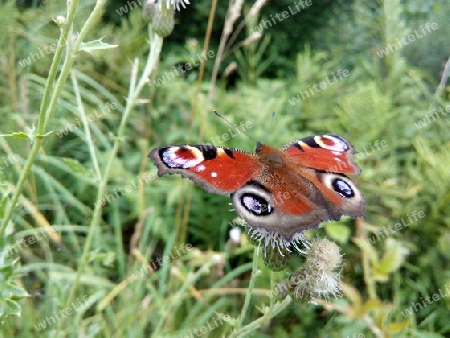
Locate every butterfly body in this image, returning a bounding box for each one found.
[149,135,364,239]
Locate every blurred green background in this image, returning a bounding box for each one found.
[1,0,450,336]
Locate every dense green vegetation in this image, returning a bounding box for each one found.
[1,0,449,336]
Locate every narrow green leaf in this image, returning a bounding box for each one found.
[0,132,29,140]
[80,38,118,55]
[36,130,56,139]
[61,157,89,174]
[386,319,410,332]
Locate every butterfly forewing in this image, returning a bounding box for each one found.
[148,145,262,194]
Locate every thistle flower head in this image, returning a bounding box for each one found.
[286,238,343,300]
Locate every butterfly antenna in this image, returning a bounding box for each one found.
[263,112,276,144]
[213,110,259,144]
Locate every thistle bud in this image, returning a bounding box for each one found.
[262,243,291,271]
[53,15,66,27]
[243,225,308,272]
[143,0,175,38]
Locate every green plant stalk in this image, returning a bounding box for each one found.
[0,0,108,236]
[178,0,217,246]
[269,270,276,311]
[43,1,108,131]
[358,226,376,299]
[58,27,163,332]
[231,297,292,338]
[0,0,78,236]
[229,263,290,338]
[70,71,102,180]
[152,254,224,335]
[235,247,259,329]
[363,250,376,299]
[40,0,78,130]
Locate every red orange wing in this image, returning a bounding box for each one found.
[281,135,361,174]
[148,145,261,194]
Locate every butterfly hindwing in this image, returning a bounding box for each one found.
[282,134,361,174]
[280,135,365,220]
[231,179,330,239]
[314,171,365,219]
[228,139,365,237]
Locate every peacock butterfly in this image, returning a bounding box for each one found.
[148,134,365,240]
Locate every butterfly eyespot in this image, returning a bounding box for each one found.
[241,193,273,216]
[161,146,205,169]
[332,178,354,198]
